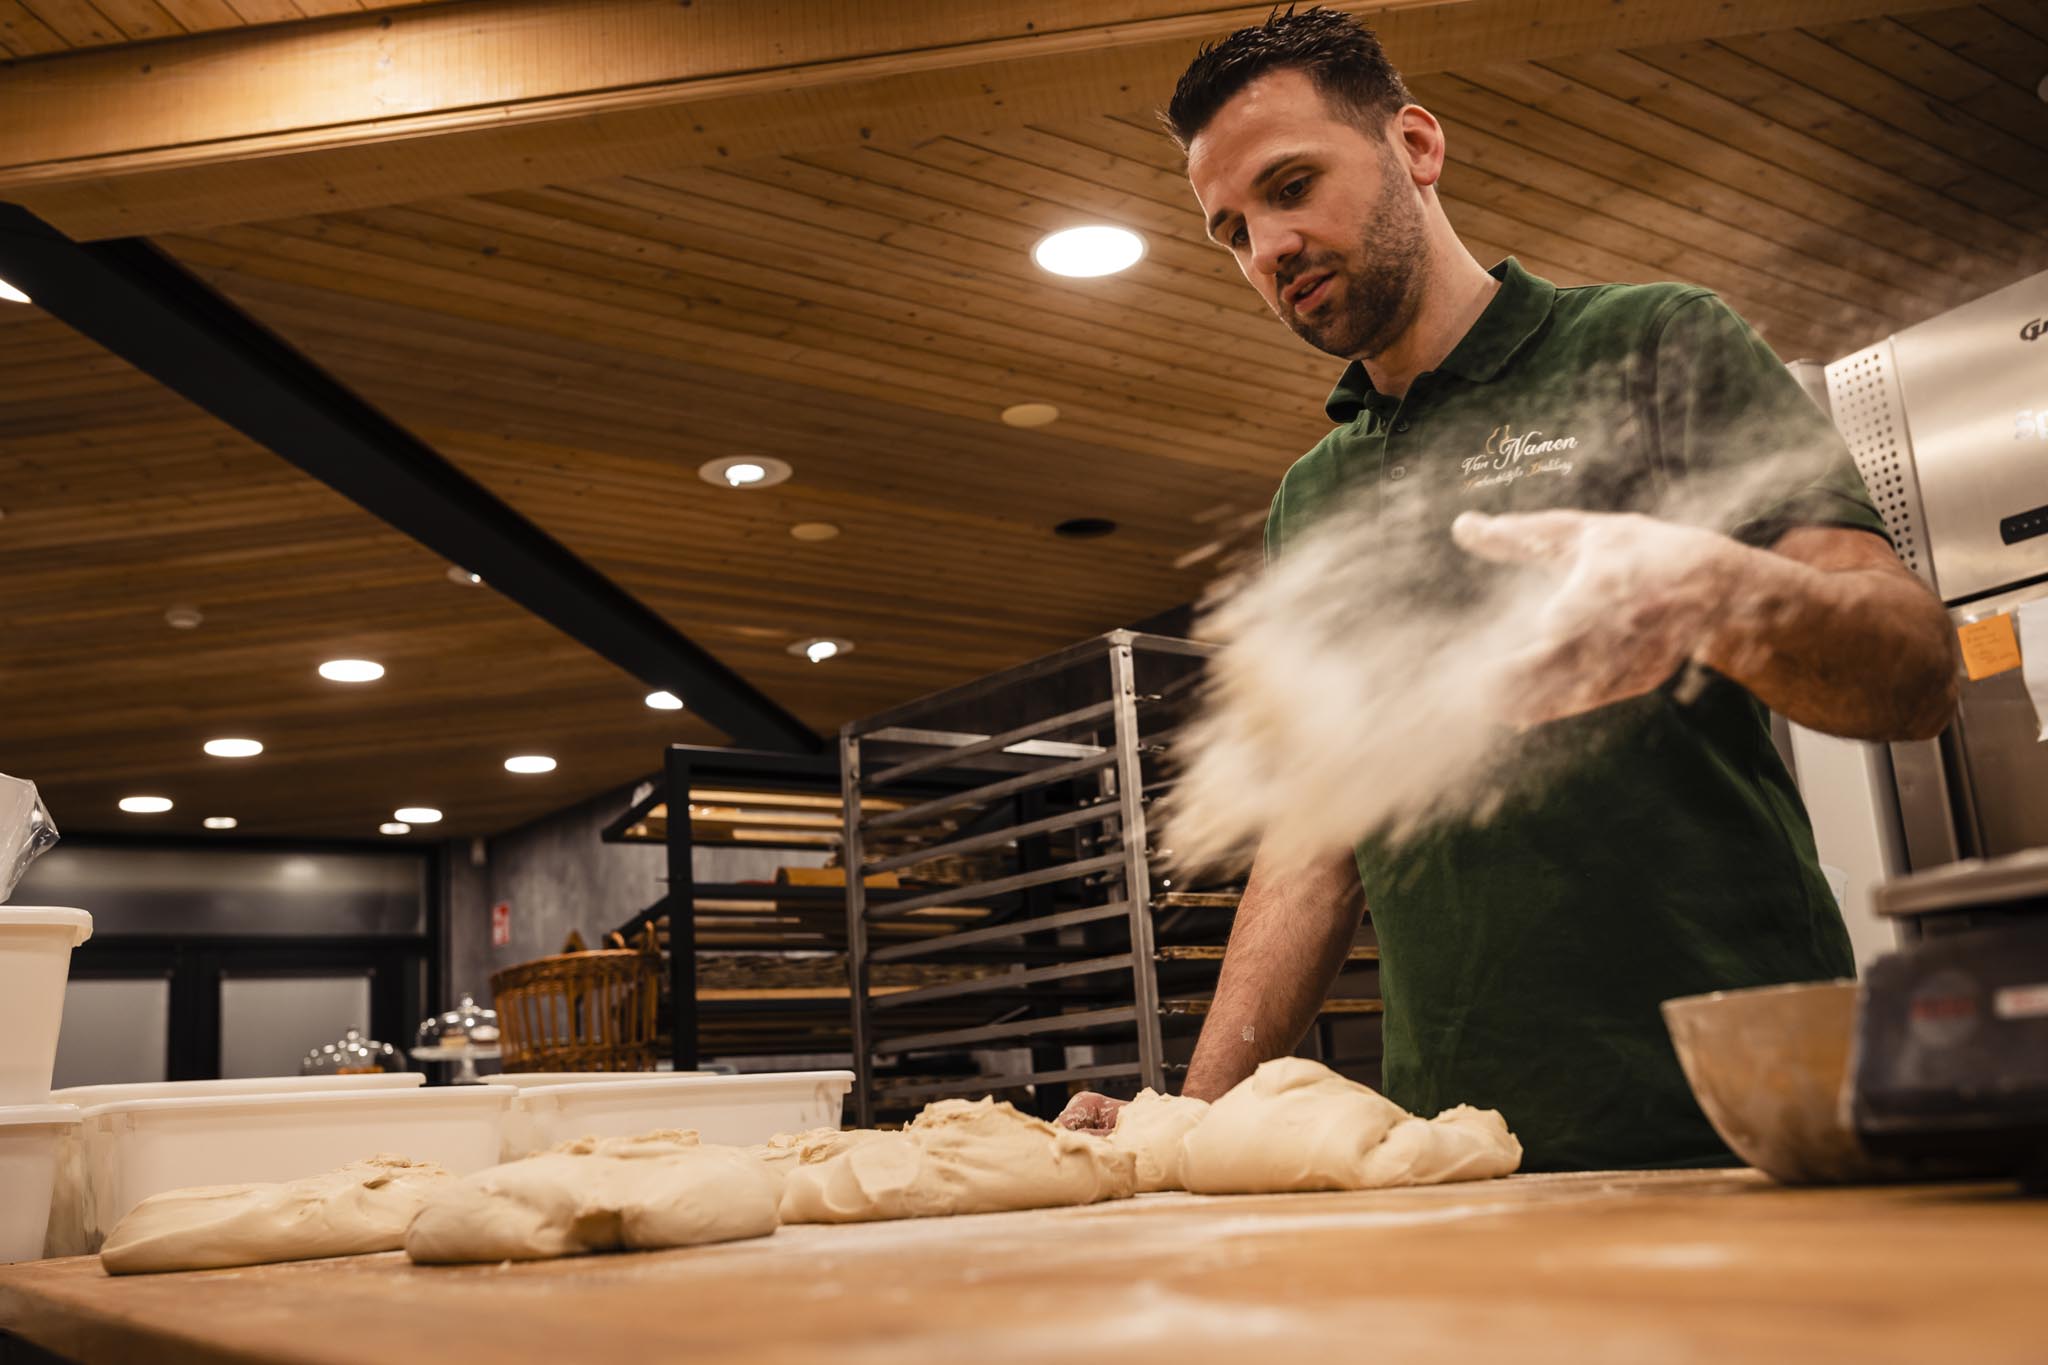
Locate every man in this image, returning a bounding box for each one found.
[1060,8,1958,1170]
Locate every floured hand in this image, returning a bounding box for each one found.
[1054,1092,1127,1135]
[1452,508,1753,729]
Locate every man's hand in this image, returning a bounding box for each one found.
[1453,508,1744,730]
[1054,1092,1126,1134]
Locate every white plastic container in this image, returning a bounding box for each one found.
[484,1071,707,1088]
[77,1085,515,1250]
[43,1074,425,1258]
[505,1070,851,1157]
[1,1106,79,1263]
[0,908,92,1105]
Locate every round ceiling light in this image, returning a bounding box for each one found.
[319,659,385,683]
[447,566,483,587]
[394,806,443,824]
[504,755,557,774]
[1000,402,1061,428]
[790,522,841,542]
[165,605,204,630]
[645,690,685,711]
[119,796,173,814]
[203,738,264,759]
[789,636,854,664]
[698,456,793,490]
[380,822,412,836]
[203,817,239,830]
[0,277,28,305]
[1031,226,1145,278]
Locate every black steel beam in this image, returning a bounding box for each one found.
[0,202,820,755]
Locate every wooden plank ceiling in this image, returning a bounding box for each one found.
[0,0,445,56]
[4,2,2046,838]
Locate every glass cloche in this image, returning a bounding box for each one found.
[301,1027,406,1076]
[411,994,502,1083]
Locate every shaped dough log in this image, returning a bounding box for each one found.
[100,1156,452,1275]
[1181,1057,1519,1194]
[405,1131,778,1264]
[1107,1089,1209,1193]
[780,1097,1136,1224]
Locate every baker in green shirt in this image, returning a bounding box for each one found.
[1059,9,1959,1170]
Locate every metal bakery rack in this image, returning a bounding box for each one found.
[839,629,1370,1126]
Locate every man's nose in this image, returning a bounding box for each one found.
[1250,223,1303,286]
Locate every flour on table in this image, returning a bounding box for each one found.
[1181,1058,1520,1194]
[404,1130,778,1264]
[1107,1089,1209,1193]
[779,1097,1136,1224]
[99,1156,452,1275]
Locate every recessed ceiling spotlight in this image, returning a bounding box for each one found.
[789,637,854,664]
[698,456,793,489]
[1055,517,1119,539]
[119,796,173,814]
[203,817,238,830]
[203,738,264,758]
[379,821,412,836]
[447,566,483,587]
[1001,402,1061,428]
[165,605,204,630]
[2038,72,2048,103]
[319,659,385,683]
[0,276,28,305]
[790,522,841,542]
[504,755,557,774]
[1032,225,1145,278]
[644,690,685,711]
[394,806,443,824]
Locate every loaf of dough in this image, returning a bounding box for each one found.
[780,1097,1136,1224]
[749,1127,886,1201]
[1180,1057,1519,1193]
[1107,1089,1209,1192]
[100,1156,452,1275]
[404,1130,779,1264]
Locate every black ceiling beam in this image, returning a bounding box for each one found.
[0,202,821,756]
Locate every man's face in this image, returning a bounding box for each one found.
[1187,68,1428,360]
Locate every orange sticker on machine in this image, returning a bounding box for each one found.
[1957,614,2021,681]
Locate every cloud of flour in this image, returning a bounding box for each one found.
[1157,445,1843,877]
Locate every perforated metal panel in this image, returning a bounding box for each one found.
[1826,340,1934,595]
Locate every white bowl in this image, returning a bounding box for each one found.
[43,1074,424,1257]
[77,1085,514,1250]
[0,908,92,1105]
[484,1071,704,1089]
[504,1070,851,1157]
[1,1106,79,1263]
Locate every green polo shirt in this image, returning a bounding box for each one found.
[1266,259,1884,1171]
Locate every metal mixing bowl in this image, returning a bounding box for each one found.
[1661,979,1909,1185]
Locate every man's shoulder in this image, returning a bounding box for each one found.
[1549,278,1719,340]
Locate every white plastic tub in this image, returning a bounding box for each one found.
[76,1085,515,1251]
[43,1074,425,1257]
[505,1070,852,1157]
[484,1071,707,1088]
[0,908,92,1105]
[1,1106,79,1263]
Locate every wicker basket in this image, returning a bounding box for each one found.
[490,947,662,1073]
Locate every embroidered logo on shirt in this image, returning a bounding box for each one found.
[1460,424,1581,490]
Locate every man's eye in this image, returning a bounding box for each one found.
[1230,226,1248,249]
[1279,176,1310,201]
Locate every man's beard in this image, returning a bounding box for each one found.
[1280,171,1429,361]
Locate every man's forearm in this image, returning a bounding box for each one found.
[1704,528,1960,742]
[1180,846,1365,1102]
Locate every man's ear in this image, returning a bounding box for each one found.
[1395,105,1446,190]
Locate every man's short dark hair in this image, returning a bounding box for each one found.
[1162,6,1413,150]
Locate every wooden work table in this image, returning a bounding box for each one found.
[2,1170,2043,1364]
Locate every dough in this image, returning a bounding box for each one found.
[1180,1057,1520,1194]
[1107,1089,1209,1193]
[748,1127,884,1200]
[779,1097,1136,1224]
[100,1156,451,1275]
[405,1130,779,1264]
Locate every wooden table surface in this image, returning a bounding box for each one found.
[3,1170,2044,1364]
